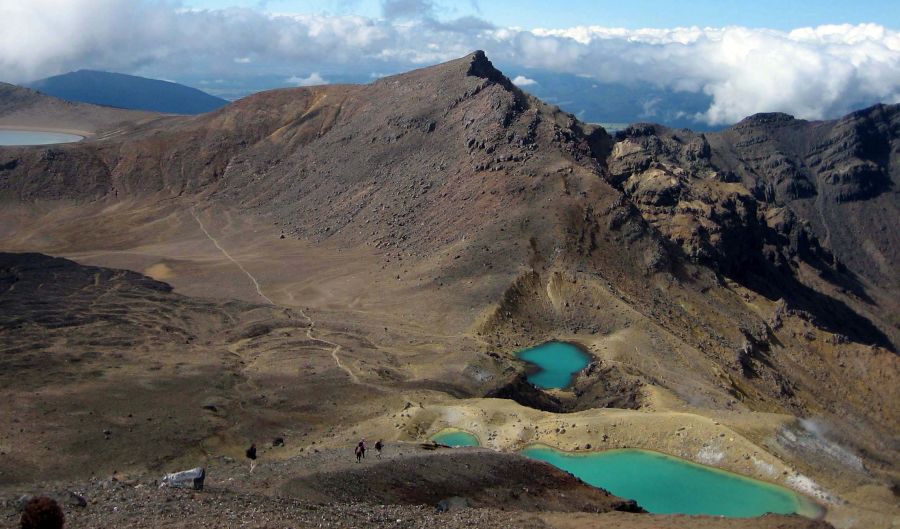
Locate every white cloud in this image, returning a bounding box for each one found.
[287,72,328,86]
[382,0,434,20]
[520,23,900,123]
[0,0,897,125]
[511,75,537,86]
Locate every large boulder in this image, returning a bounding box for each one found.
[161,467,205,490]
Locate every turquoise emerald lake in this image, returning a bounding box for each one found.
[431,429,480,447]
[521,446,822,518]
[517,341,590,389]
[0,129,83,146]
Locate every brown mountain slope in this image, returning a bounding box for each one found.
[3,51,893,413]
[0,82,158,136]
[713,107,897,285]
[0,52,897,527]
[0,252,349,484]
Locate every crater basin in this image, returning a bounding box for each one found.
[516,341,590,389]
[431,428,480,447]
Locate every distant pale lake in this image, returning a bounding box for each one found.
[0,129,84,146]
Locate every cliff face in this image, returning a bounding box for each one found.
[607,106,899,351]
[712,106,898,288]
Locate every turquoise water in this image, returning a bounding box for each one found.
[431,429,480,447]
[0,129,83,146]
[516,342,590,389]
[521,446,823,518]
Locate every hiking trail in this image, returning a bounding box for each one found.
[191,206,364,385]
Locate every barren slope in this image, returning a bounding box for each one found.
[0,83,158,136]
[0,52,896,528]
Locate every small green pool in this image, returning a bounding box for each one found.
[431,428,480,447]
[521,445,823,518]
[516,341,590,389]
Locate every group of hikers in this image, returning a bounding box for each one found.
[355,438,384,462]
[244,438,384,471]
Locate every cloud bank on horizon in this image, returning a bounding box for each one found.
[1,0,898,125]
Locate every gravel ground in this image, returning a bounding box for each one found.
[4,477,540,528]
[1,475,832,529]
[1,444,833,529]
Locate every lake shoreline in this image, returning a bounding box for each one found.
[0,127,86,146]
[516,340,593,390]
[521,443,826,519]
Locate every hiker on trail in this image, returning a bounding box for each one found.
[246,443,257,473]
[358,439,367,460]
[375,439,384,459]
[355,443,363,463]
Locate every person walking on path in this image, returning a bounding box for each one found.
[355,443,363,463]
[374,439,384,459]
[246,443,258,473]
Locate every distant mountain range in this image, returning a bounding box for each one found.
[21,65,887,129]
[27,70,228,115]
[506,70,715,130]
[0,82,156,134]
[175,70,718,130]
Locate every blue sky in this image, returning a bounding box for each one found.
[184,0,899,30]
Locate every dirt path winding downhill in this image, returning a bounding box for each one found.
[295,311,361,385]
[298,310,384,392]
[190,206,369,387]
[190,207,274,304]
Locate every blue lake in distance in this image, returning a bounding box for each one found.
[521,445,823,518]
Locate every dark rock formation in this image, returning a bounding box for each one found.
[608,106,899,351]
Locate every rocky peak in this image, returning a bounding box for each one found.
[465,50,515,91]
[739,112,797,124]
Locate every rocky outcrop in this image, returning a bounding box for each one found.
[710,105,899,290]
[606,107,898,351]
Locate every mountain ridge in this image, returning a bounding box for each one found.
[1,51,895,351]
